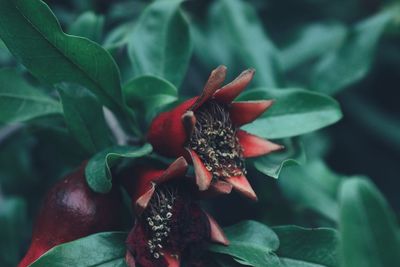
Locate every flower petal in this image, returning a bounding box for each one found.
[125,251,136,267]
[230,100,274,126]
[204,212,229,245]
[237,130,284,158]
[157,157,188,184]
[207,180,233,195]
[190,65,227,111]
[163,253,180,267]
[214,68,255,104]
[225,175,258,201]
[181,110,196,137]
[186,148,213,191]
[134,183,156,215]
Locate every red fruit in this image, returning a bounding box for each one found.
[18,162,123,267]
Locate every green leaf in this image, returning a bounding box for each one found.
[238,88,342,139]
[58,83,113,154]
[214,254,250,267]
[30,232,127,267]
[273,226,339,267]
[209,220,282,267]
[0,0,123,111]
[253,138,305,179]
[278,160,343,222]
[128,0,192,87]
[339,178,400,267]
[0,197,27,267]
[123,75,178,124]
[310,9,394,95]
[68,11,105,43]
[279,23,347,71]
[0,68,61,123]
[194,0,279,87]
[85,144,153,193]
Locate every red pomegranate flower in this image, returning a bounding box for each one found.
[148,66,283,201]
[122,157,228,267]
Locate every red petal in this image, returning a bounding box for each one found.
[157,157,188,184]
[214,69,255,104]
[181,110,196,137]
[190,65,227,111]
[237,130,284,158]
[134,183,155,215]
[225,175,258,201]
[209,180,233,195]
[230,100,273,126]
[125,251,136,267]
[163,252,180,267]
[205,212,229,245]
[186,148,213,191]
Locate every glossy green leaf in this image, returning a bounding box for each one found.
[58,84,113,154]
[68,11,105,43]
[310,9,394,95]
[128,0,191,87]
[0,68,61,123]
[238,88,342,139]
[278,160,343,222]
[85,143,153,193]
[279,23,347,71]
[209,220,282,267]
[0,197,27,267]
[124,75,178,124]
[273,226,339,267]
[194,0,279,87]
[30,232,127,267]
[214,254,249,267]
[253,138,305,179]
[0,0,123,111]
[339,178,400,267]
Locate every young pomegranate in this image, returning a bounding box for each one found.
[18,162,123,267]
[148,66,283,200]
[121,157,228,267]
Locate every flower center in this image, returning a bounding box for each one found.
[143,185,177,259]
[189,101,246,180]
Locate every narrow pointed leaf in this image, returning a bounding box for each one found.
[0,0,123,111]
[273,226,339,267]
[85,144,153,193]
[68,11,105,43]
[128,0,191,87]
[238,88,342,139]
[253,138,305,179]
[29,232,127,267]
[209,220,282,267]
[58,84,113,154]
[310,9,395,95]
[0,69,61,123]
[339,178,400,267]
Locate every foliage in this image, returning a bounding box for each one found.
[0,0,399,266]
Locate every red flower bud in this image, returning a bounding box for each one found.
[122,157,228,267]
[18,162,123,267]
[148,66,283,201]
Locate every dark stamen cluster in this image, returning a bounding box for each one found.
[189,101,246,180]
[143,186,177,259]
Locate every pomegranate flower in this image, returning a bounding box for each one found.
[122,157,228,267]
[148,66,283,201]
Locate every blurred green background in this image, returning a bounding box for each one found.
[0,0,399,266]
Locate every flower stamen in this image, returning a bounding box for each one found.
[189,101,246,181]
[143,185,177,259]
